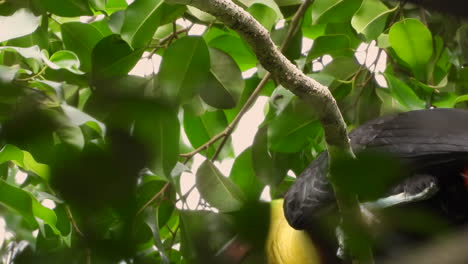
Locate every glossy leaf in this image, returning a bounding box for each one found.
[180,210,235,262]
[196,160,245,212]
[307,34,353,61]
[252,126,288,186]
[389,19,433,81]
[7,15,49,50]
[230,148,264,201]
[311,0,363,25]
[207,31,257,71]
[158,36,210,104]
[321,56,360,81]
[0,9,41,43]
[0,144,50,181]
[0,179,59,234]
[109,10,126,34]
[46,50,84,75]
[248,3,279,31]
[120,0,185,49]
[384,73,425,110]
[268,97,323,153]
[144,207,170,264]
[351,0,396,41]
[106,0,128,13]
[200,48,244,109]
[183,110,232,159]
[92,35,144,80]
[89,0,106,11]
[61,22,104,72]
[61,104,106,136]
[133,103,180,179]
[39,0,93,17]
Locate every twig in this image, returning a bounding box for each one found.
[175,184,197,204]
[184,0,313,161]
[65,205,85,238]
[146,26,193,59]
[15,66,48,81]
[136,182,170,216]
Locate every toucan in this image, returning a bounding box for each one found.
[266,108,468,263]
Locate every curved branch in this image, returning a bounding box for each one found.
[167,0,349,150]
[166,0,372,262]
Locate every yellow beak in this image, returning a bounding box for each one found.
[266,199,321,264]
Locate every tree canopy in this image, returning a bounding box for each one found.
[0,0,467,263]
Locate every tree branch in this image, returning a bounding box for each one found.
[182,0,310,161]
[167,0,349,151]
[166,0,373,262]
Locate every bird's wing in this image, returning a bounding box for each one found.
[284,108,468,230]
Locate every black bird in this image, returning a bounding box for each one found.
[284,108,468,262]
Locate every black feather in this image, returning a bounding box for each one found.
[284,108,468,230]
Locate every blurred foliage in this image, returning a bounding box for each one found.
[0,0,467,263]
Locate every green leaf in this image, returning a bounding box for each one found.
[109,10,126,34]
[0,45,43,62]
[268,97,323,152]
[89,0,106,11]
[200,48,244,109]
[56,125,85,150]
[0,65,28,83]
[321,56,360,81]
[389,19,433,81]
[120,0,186,49]
[230,148,264,201]
[206,30,257,71]
[196,160,245,212]
[0,144,50,181]
[275,0,302,5]
[46,50,84,75]
[158,36,211,104]
[39,0,93,17]
[251,126,288,186]
[133,103,180,179]
[106,0,129,14]
[377,33,390,48]
[384,73,425,110]
[183,110,232,159]
[61,22,104,72]
[246,0,283,20]
[179,210,235,262]
[248,3,278,31]
[91,20,114,37]
[187,6,215,23]
[351,0,396,41]
[61,104,106,136]
[311,0,363,25]
[0,9,41,43]
[271,24,303,61]
[455,94,468,105]
[0,179,58,235]
[7,15,49,50]
[92,34,144,80]
[144,207,170,264]
[307,34,353,61]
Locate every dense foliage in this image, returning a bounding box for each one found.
[0,0,466,263]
